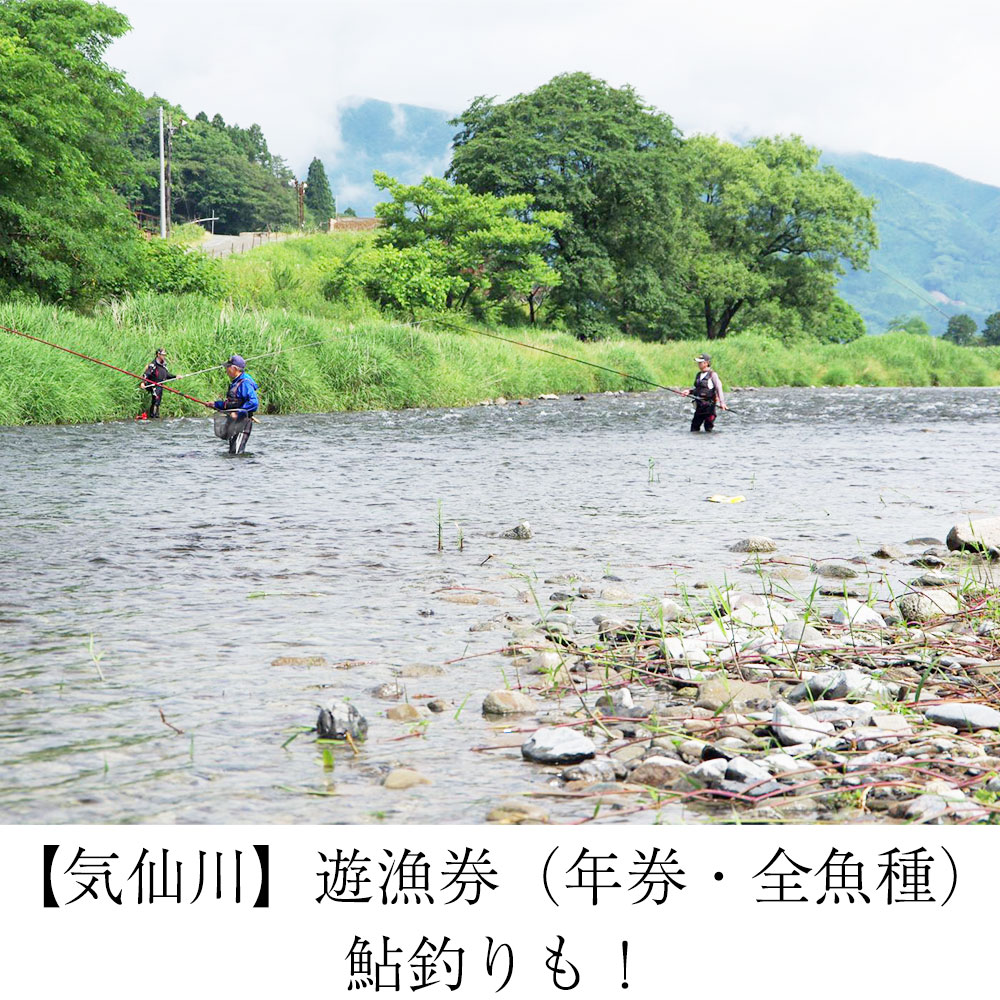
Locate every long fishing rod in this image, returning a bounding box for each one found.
[426,315,734,410]
[0,324,215,408]
[166,338,326,382]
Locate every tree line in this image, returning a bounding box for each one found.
[348,72,879,342]
[0,0,335,304]
[3,1,881,346]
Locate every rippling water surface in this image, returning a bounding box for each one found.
[2,387,998,823]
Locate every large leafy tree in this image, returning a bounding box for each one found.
[682,135,878,340]
[0,0,146,302]
[942,313,978,345]
[304,157,335,223]
[449,72,687,338]
[325,172,563,319]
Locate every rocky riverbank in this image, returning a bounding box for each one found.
[320,516,1000,824]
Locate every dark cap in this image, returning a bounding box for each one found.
[155,347,166,356]
[226,355,246,369]
[694,353,711,365]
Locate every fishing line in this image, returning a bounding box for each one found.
[425,315,734,410]
[167,338,326,382]
[0,323,215,408]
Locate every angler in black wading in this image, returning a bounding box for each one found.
[212,355,259,454]
[138,347,175,419]
[681,353,727,432]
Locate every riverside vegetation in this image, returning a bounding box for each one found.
[4,233,1000,426]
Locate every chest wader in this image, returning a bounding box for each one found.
[690,372,717,432]
[213,411,252,453]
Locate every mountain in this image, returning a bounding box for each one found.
[821,152,1000,334]
[307,99,1000,336]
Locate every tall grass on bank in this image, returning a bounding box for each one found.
[2,288,1000,427]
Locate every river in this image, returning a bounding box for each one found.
[1,386,996,823]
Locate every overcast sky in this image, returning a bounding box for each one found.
[106,0,1000,187]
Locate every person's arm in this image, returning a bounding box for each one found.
[712,372,726,408]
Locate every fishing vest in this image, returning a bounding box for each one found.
[693,370,716,402]
[225,374,248,407]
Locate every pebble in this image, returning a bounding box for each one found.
[316,700,368,741]
[522,727,596,764]
[923,703,1000,731]
[383,768,431,790]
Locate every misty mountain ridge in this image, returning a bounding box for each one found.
[308,98,1000,336]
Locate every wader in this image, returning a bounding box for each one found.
[690,371,717,432]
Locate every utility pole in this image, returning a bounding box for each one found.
[165,112,174,238]
[296,179,307,229]
[158,107,166,238]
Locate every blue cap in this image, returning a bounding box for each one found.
[226,355,246,369]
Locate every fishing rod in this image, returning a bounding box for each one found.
[0,324,215,408]
[165,338,326,382]
[426,315,734,410]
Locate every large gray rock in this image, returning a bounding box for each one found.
[629,758,693,788]
[483,690,536,715]
[729,536,778,553]
[946,516,1000,556]
[923,703,1000,731]
[522,727,596,764]
[562,758,623,783]
[771,701,836,746]
[896,590,961,622]
[787,669,900,704]
[316,699,368,741]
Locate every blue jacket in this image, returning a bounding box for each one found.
[214,372,259,417]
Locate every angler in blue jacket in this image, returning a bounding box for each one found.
[213,354,259,454]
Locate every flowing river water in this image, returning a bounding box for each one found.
[2,386,997,824]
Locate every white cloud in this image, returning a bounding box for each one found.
[107,0,1000,187]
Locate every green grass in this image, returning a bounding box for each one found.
[2,232,1000,425]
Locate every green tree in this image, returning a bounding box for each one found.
[0,0,146,302]
[449,72,687,338]
[942,312,978,345]
[982,311,1000,346]
[681,135,878,340]
[304,157,335,223]
[124,100,297,233]
[325,172,563,319]
[887,313,931,336]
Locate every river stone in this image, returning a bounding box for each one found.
[816,561,859,579]
[596,687,634,712]
[383,768,431,790]
[689,758,729,787]
[907,537,944,546]
[562,758,622,783]
[386,704,423,722]
[316,700,368,741]
[482,690,536,714]
[725,757,772,785]
[729,603,791,626]
[772,701,836,746]
[696,677,773,712]
[923,703,1000,731]
[787,669,900,704]
[656,599,684,621]
[781,620,826,645]
[628,759,693,788]
[946,516,1000,556]
[830,599,885,628]
[522,728,596,764]
[896,590,961,622]
[729,536,778,553]
[272,655,328,667]
[486,799,549,824]
[601,585,633,602]
[501,521,533,540]
[872,544,905,560]
[910,572,960,587]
